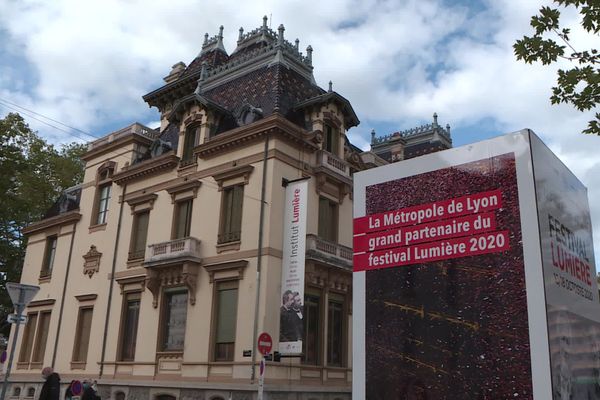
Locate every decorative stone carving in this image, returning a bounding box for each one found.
[145,264,199,308]
[82,245,102,278]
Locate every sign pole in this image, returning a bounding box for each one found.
[0,283,40,400]
[258,357,265,400]
[256,332,272,400]
[0,303,24,400]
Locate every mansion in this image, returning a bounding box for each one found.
[8,18,451,400]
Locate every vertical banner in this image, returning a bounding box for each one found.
[279,179,308,354]
[531,133,600,400]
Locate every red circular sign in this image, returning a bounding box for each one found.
[70,380,83,396]
[257,332,272,356]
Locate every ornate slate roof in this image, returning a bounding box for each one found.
[43,185,82,219]
[371,113,453,162]
[143,17,358,132]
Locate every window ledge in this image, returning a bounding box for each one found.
[215,240,241,254]
[16,362,29,370]
[38,274,51,284]
[29,362,42,370]
[89,223,107,233]
[70,361,87,370]
[177,160,197,176]
[126,258,144,269]
[207,360,236,366]
[156,351,184,358]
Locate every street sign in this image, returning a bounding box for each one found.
[6,283,39,307]
[70,380,82,396]
[1,283,40,400]
[6,314,27,325]
[257,332,272,356]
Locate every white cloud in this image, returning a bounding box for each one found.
[0,0,598,257]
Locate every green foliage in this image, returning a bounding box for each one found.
[514,0,600,135]
[0,113,86,335]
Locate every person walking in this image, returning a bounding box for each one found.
[39,367,60,400]
[81,379,100,400]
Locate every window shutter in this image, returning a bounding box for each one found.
[18,313,38,363]
[134,212,149,253]
[74,308,93,362]
[216,285,238,343]
[32,311,51,362]
[231,185,244,233]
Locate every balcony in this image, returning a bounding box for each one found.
[316,150,350,178]
[305,234,353,270]
[144,237,202,268]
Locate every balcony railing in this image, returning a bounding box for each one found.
[145,237,202,266]
[305,234,353,269]
[317,150,350,177]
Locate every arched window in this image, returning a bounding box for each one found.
[115,392,126,400]
[12,387,21,397]
[26,387,35,398]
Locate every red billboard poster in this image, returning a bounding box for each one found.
[356,152,531,399]
[352,131,578,400]
[531,133,600,399]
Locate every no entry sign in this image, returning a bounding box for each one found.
[257,332,272,356]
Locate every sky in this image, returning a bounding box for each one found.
[0,0,599,257]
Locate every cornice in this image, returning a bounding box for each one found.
[81,133,153,162]
[112,153,179,185]
[22,211,81,236]
[27,299,56,308]
[75,294,98,302]
[125,193,159,207]
[195,114,318,158]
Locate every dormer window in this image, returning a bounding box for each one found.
[324,125,339,156]
[181,125,200,164]
[91,162,115,227]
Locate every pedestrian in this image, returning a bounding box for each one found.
[39,367,60,400]
[82,379,100,400]
[64,380,75,400]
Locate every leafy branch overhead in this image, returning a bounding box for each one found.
[514,0,600,135]
[0,112,86,336]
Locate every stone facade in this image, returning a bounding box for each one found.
[8,17,365,400]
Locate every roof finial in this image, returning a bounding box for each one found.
[433,112,438,126]
[200,61,208,81]
[203,33,209,45]
[262,15,268,29]
[238,27,244,41]
[218,25,224,39]
[278,24,285,45]
[446,123,451,135]
[306,45,313,65]
[295,38,299,50]
[371,129,376,143]
[328,81,333,92]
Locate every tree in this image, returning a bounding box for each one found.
[514,0,599,135]
[0,113,86,336]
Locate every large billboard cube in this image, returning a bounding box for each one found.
[353,130,599,399]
